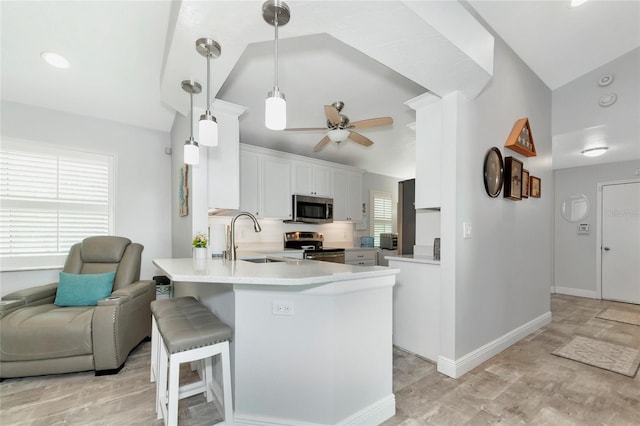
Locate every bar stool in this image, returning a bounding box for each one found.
[150,297,233,426]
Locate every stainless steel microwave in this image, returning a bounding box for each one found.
[291,194,333,224]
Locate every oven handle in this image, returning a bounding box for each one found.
[305,252,345,260]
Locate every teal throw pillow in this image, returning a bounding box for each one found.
[54,271,116,307]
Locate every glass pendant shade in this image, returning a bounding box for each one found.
[265,91,286,130]
[199,112,218,146]
[328,129,350,142]
[184,138,200,165]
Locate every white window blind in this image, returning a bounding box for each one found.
[371,191,393,247]
[0,142,114,269]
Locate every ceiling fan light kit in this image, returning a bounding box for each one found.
[181,80,202,166]
[196,38,221,147]
[328,129,350,143]
[263,0,290,130]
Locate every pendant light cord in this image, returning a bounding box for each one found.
[273,11,279,90]
[189,91,194,138]
[206,54,211,110]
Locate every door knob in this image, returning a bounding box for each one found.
[603,247,611,251]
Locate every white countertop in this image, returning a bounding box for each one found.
[385,254,441,265]
[153,255,399,286]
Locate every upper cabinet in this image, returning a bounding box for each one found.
[291,161,333,197]
[239,144,362,221]
[239,148,292,220]
[333,169,363,222]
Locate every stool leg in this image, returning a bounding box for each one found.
[150,316,158,383]
[220,341,234,425]
[168,353,181,426]
[203,357,214,402]
[157,339,169,420]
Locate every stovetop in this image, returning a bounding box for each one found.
[283,231,345,253]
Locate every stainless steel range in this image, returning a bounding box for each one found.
[284,231,345,264]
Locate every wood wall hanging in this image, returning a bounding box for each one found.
[530,176,541,198]
[504,118,536,157]
[503,156,523,201]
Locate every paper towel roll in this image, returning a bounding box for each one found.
[210,223,227,256]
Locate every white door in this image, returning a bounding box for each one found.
[602,182,640,304]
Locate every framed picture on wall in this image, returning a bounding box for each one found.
[530,176,541,198]
[179,165,189,216]
[522,169,530,198]
[503,156,523,201]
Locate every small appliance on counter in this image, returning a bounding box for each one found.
[433,238,441,261]
[380,233,398,250]
[284,231,345,263]
[360,236,374,247]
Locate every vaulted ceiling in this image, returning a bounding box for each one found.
[2,1,638,177]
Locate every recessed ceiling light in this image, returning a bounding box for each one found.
[598,74,614,87]
[581,147,608,157]
[41,51,70,69]
[598,93,617,107]
[570,0,588,7]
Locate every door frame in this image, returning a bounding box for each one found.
[595,178,640,299]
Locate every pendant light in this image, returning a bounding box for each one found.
[196,38,221,147]
[182,80,202,166]
[263,0,290,130]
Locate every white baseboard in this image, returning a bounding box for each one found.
[553,286,598,299]
[437,311,552,379]
[233,395,395,426]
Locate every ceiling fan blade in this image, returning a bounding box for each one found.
[350,117,393,129]
[313,135,331,152]
[324,105,341,126]
[348,131,374,147]
[284,127,327,132]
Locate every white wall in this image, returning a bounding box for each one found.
[554,160,640,297]
[1,101,172,295]
[447,34,553,359]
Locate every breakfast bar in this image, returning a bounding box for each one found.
[153,256,399,426]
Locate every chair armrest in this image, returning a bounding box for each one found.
[1,283,58,305]
[93,280,155,370]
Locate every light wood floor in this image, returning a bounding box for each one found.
[1,294,638,425]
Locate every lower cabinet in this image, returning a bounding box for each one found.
[345,249,377,266]
[388,259,440,362]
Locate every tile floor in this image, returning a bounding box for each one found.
[1,294,638,425]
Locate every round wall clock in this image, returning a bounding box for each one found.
[483,147,504,198]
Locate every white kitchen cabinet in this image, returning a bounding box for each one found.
[345,249,378,266]
[388,258,440,362]
[333,170,363,222]
[291,161,333,197]
[239,149,291,219]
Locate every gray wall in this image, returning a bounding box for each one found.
[554,160,640,296]
[0,101,172,294]
[451,35,553,358]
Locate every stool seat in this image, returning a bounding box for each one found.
[150,297,233,426]
[153,298,231,354]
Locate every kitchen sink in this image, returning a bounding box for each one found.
[241,258,285,264]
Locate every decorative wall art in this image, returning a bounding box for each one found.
[504,118,537,157]
[530,176,541,198]
[179,164,189,216]
[503,156,523,201]
[522,169,530,198]
[483,147,504,198]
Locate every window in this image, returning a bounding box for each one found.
[0,140,114,270]
[370,190,393,247]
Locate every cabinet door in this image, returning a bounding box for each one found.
[347,172,363,222]
[261,156,292,219]
[240,150,260,216]
[292,161,333,197]
[333,170,349,220]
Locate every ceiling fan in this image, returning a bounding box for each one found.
[285,101,393,152]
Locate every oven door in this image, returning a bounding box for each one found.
[304,251,345,264]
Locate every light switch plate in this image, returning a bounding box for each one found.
[463,222,472,239]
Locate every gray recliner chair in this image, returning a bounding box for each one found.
[0,236,156,379]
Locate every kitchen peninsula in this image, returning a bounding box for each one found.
[153,256,399,426]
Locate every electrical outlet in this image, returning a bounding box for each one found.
[272,302,293,316]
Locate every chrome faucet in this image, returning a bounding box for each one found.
[225,211,262,261]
